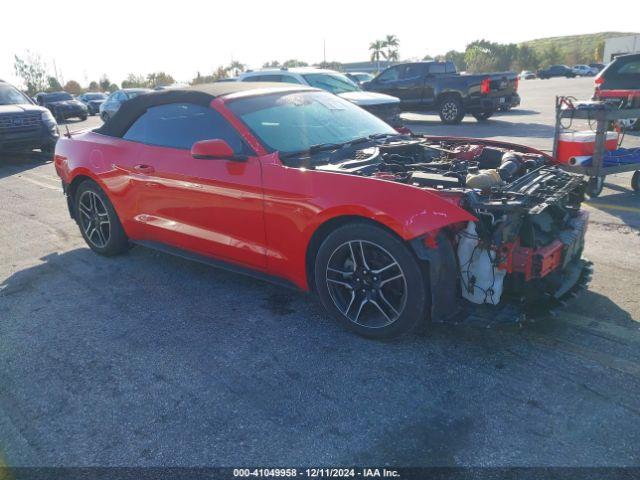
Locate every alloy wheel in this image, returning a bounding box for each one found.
[442,101,458,122]
[325,240,407,329]
[78,191,111,248]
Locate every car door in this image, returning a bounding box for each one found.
[368,66,404,99]
[393,64,427,107]
[121,102,267,269]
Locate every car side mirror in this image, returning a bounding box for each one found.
[191,139,247,161]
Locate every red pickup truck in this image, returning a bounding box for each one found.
[593,53,640,130]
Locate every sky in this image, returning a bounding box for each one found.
[2,0,639,88]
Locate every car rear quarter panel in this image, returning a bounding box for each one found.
[54,132,144,238]
[260,154,476,289]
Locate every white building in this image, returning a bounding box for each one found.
[603,35,640,63]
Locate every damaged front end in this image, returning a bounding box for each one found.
[313,136,591,323]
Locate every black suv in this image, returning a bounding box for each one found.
[34,91,88,122]
[537,65,576,79]
[0,80,59,154]
[593,53,640,129]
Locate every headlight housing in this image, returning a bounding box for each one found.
[41,109,57,125]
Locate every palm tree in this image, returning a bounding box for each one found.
[369,40,386,72]
[383,35,400,64]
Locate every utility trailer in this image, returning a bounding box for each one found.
[553,96,640,197]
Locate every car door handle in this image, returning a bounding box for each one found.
[133,164,155,174]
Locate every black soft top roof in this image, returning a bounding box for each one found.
[94,82,312,138]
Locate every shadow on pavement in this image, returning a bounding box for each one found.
[0,151,53,180]
[586,189,640,229]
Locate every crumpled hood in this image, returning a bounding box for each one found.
[338,91,400,106]
[0,104,46,114]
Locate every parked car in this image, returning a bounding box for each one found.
[593,53,640,130]
[589,63,606,72]
[572,65,597,77]
[34,91,88,122]
[537,65,576,79]
[0,80,59,154]
[519,70,536,80]
[345,72,375,85]
[99,88,152,122]
[236,68,402,127]
[53,83,589,339]
[78,92,108,116]
[363,61,520,124]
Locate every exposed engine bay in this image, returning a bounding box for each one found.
[309,137,589,311]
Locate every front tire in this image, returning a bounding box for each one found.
[314,223,429,339]
[438,96,465,125]
[80,114,88,121]
[75,180,129,256]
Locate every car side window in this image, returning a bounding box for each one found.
[618,60,640,75]
[401,64,425,80]
[123,103,249,153]
[259,75,283,82]
[243,75,265,82]
[280,75,302,84]
[428,63,446,74]
[377,66,402,83]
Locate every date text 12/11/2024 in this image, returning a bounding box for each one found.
[233,468,401,478]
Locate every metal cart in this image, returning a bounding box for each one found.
[552,96,640,197]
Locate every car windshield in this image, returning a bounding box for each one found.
[226,91,396,155]
[45,92,73,102]
[85,93,106,100]
[0,85,31,105]
[353,73,373,82]
[301,73,360,94]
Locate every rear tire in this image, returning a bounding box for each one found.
[80,114,88,121]
[100,112,109,122]
[75,180,129,256]
[438,96,465,125]
[314,223,429,339]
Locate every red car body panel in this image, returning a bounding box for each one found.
[54,97,479,291]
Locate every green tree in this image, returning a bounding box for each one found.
[47,76,62,92]
[369,40,386,72]
[213,66,229,81]
[263,60,281,68]
[383,35,400,63]
[88,81,100,91]
[514,45,539,71]
[108,84,118,93]
[541,44,562,67]
[444,50,467,71]
[283,59,308,68]
[422,54,434,61]
[13,51,48,95]
[464,45,497,73]
[121,73,147,89]
[99,75,112,92]
[64,80,82,95]
[147,72,175,88]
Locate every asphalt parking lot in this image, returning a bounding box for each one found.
[1,77,640,467]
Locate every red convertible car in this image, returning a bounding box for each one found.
[54,83,589,338]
